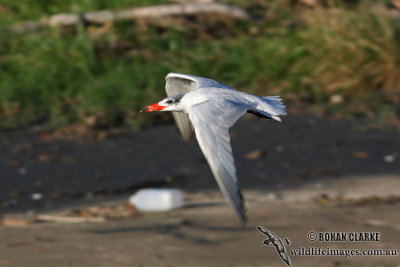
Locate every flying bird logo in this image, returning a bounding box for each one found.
[257,226,291,266]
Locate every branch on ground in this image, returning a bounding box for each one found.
[7,3,250,34]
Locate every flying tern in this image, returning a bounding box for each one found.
[141,73,286,223]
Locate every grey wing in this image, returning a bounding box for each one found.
[165,74,197,142]
[165,73,235,142]
[188,100,248,223]
[166,73,235,90]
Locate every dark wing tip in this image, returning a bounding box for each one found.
[182,130,195,143]
[237,191,248,225]
[257,226,269,235]
[238,212,248,225]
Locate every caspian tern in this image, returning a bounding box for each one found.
[141,73,286,223]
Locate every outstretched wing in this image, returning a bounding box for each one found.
[165,73,235,142]
[165,74,196,142]
[188,98,248,223]
[257,226,272,237]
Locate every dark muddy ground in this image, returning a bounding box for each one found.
[0,114,399,213]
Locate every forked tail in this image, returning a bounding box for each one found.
[250,96,286,121]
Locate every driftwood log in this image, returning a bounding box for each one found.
[8,3,250,34]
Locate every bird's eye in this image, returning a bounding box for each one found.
[166,99,173,104]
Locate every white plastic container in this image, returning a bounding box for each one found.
[129,188,183,212]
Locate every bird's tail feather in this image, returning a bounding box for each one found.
[255,96,287,121]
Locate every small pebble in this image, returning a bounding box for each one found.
[266,193,277,201]
[244,149,264,160]
[18,167,27,175]
[329,94,344,105]
[31,193,43,201]
[384,155,395,163]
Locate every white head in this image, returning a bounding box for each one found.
[141,94,185,113]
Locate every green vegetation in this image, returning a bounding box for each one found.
[0,0,399,130]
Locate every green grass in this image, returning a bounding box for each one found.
[0,0,399,130]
